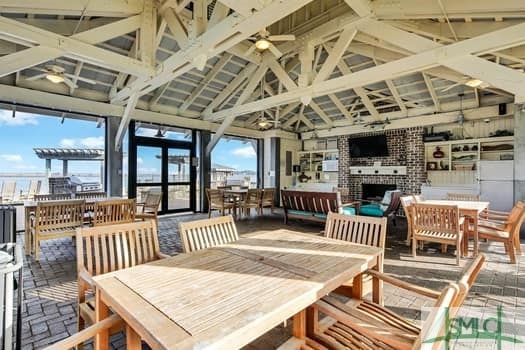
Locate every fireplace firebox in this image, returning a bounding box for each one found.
[362,184,397,201]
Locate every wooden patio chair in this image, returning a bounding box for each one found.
[34,193,73,201]
[259,187,276,214]
[324,212,387,302]
[473,201,525,263]
[91,198,136,226]
[19,180,42,201]
[411,203,464,265]
[306,254,485,349]
[135,190,162,223]
[0,181,16,203]
[239,188,261,217]
[446,193,480,201]
[179,215,239,253]
[76,220,168,340]
[206,188,234,218]
[400,195,416,245]
[31,199,85,261]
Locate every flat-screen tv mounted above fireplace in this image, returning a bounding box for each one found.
[349,134,389,157]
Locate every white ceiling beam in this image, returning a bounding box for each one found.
[328,94,354,121]
[308,102,334,126]
[209,21,525,121]
[0,15,153,78]
[313,28,356,83]
[162,8,189,46]
[422,73,441,112]
[344,0,372,17]
[69,62,84,95]
[111,0,318,104]
[209,2,230,28]
[140,0,156,67]
[0,15,143,77]
[149,83,171,108]
[115,93,139,151]
[202,63,257,118]
[179,53,231,112]
[160,0,191,13]
[384,79,407,113]
[216,0,261,17]
[371,0,525,19]
[0,0,143,17]
[192,0,208,37]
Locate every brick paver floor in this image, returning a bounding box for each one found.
[14,210,525,349]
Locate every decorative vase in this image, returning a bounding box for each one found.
[433,146,444,158]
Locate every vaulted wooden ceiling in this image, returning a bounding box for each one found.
[0,0,524,150]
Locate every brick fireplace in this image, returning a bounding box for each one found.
[337,127,426,200]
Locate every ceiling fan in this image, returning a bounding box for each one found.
[26,65,96,89]
[256,115,281,129]
[244,28,295,58]
[440,76,489,92]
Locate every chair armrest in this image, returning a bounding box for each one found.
[44,314,122,350]
[78,268,96,290]
[366,270,441,299]
[485,209,510,216]
[157,252,171,259]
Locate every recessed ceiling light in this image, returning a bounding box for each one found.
[45,73,64,84]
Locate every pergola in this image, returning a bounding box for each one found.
[33,147,104,181]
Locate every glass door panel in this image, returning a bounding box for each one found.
[167,148,191,211]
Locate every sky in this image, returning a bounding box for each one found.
[0,109,257,175]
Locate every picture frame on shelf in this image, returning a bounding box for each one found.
[427,162,438,170]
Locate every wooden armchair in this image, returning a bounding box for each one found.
[473,201,524,263]
[136,191,162,223]
[260,188,276,214]
[324,212,387,302]
[411,203,464,265]
[359,190,402,225]
[400,195,416,245]
[30,199,85,261]
[76,220,168,337]
[307,254,485,349]
[91,198,136,226]
[19,180,42,201]
[239,188,261,217]
[179,215,239,253]
[206,188,235,218]
[0,181,16,203]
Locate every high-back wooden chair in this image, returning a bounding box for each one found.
[206,188,234,218]
[260,188,276,214]
[307,254,485,349]
[76,220,167,336]
[400,195,416,245]
[136,191,162,223]
[324,212,387,301]
[31,199,85,261]
[476,201,525,263]
[34,193,73,201]
[19,180,42,200]
[178,215,239,253]
[91,198,136,226]
[240,188,261,217]
[0,181,16,203]
[446,193,480,201]
[411,203,464,265]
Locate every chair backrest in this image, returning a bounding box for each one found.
[178,215,239,253]
[413,283,459,350]
[412,203,461,235]
[245,188,261,203]
[206,188,225,205]
[27,180,42,199]
[142,191,162,213]
[35,199,85,229]
[34,193,73,201]
[1,181,16,202]
[217,185,232,190]
[383,190,402,216]
[92,198,136,226]
[261,188,275,203]
[413,194,425,202]
[324,212,387,248]
[506,201,525,239]
[75,191,107,200]
[446,193,480,201]
[454,254,485,309]
[400,195,415,217]
[76,219,161,277]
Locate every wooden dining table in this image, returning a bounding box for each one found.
[424,199,489,256]
[93,229,382,350]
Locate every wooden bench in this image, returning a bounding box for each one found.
[281,190,342,224]
[30,199,85,261]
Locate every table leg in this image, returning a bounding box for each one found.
[473,216,479,257]
[351,273,363,299]
[126,324,141,350]
[24,207,32,255]
[293,310,306,339]
[95,289,110,350]
[372,256,383,306]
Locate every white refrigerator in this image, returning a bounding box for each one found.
[477,160,514,211]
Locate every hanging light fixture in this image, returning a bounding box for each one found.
[255,38,270,50]
[155,126,165,137]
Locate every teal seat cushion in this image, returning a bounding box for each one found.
[359,204,384,217]
[288,209,313,217]
[341,206,356,215]
[313,213,328,219]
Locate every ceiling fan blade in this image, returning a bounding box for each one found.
[25,73,46,81]
[440,82,462,92]
[268,34,295,41]
[62,76,77,89]
[244,44,257,56]
[267,43,283,58]
[64,73,96,85]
